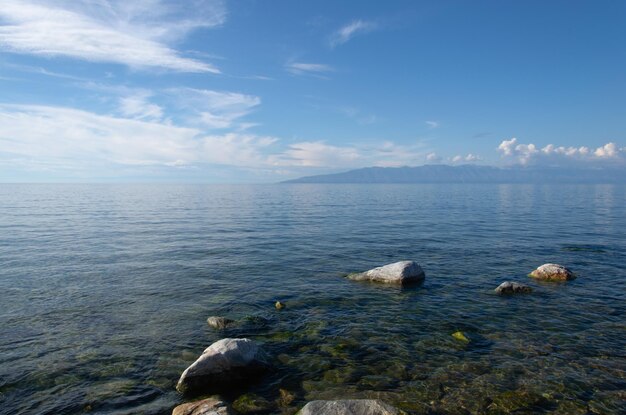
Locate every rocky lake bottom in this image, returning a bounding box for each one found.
[1,184,625,414]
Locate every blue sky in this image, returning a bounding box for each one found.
[0,0,625,182]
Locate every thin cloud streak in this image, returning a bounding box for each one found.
[330,19,377,47]
[285,62,334,77]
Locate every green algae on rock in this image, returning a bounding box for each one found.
[232,393,273,414]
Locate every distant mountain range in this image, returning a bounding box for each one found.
[282,165,626,184]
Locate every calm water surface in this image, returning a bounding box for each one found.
[0,184,624,415]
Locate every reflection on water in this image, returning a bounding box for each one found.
[0,184,625,414]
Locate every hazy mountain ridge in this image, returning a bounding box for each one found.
[283,165,626,184]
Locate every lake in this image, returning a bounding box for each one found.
[0,184,624,414]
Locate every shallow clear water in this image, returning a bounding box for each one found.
[0,184,624,415]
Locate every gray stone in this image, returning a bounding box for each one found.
[172,397,233,415]
[298,399,400,415]
[206,316,234,329]
[495,281,533,295]
[348,261,425,285]
[176,338,269,395]
[529,263,575,281]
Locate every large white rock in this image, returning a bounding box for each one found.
[172,397,232,415]
[529,264,575,281]
[298,399,400,415]
[348,261,425,285]
[176,338,268,395]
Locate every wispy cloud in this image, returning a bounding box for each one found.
[425,120,439,129]
[119,92,164,121]
[285,62,334,77]
[338,106,378,125]
[169,88,261,129]
[497,138,625,166]
[330,19,377,48]
[0,0,225,73]
[0,104,278,170]
[275,140,428,168]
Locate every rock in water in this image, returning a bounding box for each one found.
[347,261,425,285]
[529,264,575,281]
[495,281,533,294]
[298,399,400,415]
[176,338,269,395]
[206,316,234,329]
[172,397,233,415]
[452,331,470,343]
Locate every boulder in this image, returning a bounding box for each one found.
[206,316,234,330]
[495,281,533,295]
[529,264,575,281]
[298,399,400,415]
[172,397,233,415]
[176,338,269,395]
[348,261,425,285]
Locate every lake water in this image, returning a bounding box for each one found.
[0,184,624,415]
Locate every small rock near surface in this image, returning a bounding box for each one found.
[176,338,269,395]
[529,264,575,281]
[347,261,425,285]
[452,331,470,343]
[298,399,400,415]
[172,397,233,415]
[206,316,234,330]
[495,281,533,295]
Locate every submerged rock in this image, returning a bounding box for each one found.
[232,393,273,414]
[347,261,425,285]
[495,281,533,295]
[176,338,269,395]
[206,316,235,330]
[529,264,575,281]
[452,331,470,343]
[298,399,400,415]
[172,397,233,415]
[277,388,296,407]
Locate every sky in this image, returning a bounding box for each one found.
[0,0,625,182]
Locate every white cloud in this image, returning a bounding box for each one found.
[171,88,261,129]
[330,20,377,47]
[286,62,334,77]
[0,104,281,171]
[0,104,199,167]
[426,152,441,163]
[119,92,164,121]
[0,0,224,72]
[451,153,480,164]
[202,133,278,167]
[594,142,620,158]
[498,138,625,165]
[425,121,440,129]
